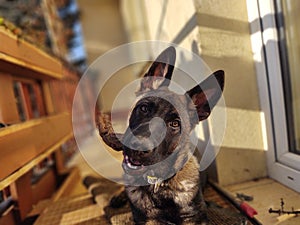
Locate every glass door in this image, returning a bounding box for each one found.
[249,0,300,192]
[273,0,300,170]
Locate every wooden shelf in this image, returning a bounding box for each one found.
[0,132,73,191]
[0,113,72,181]
[51,167,81,202]
[0,28,63,79]
[0,10,86,224]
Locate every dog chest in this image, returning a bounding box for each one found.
[126,180,203,222]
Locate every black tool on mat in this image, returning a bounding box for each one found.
[269,198,300,216]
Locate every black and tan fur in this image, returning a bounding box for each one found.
[97,46,224,224]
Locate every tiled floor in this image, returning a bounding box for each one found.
[225,178,300,225]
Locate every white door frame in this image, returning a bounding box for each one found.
[247,0,300,192]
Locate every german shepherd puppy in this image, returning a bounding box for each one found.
[97,46,224,225]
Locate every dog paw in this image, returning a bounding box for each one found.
[109,191,128,208]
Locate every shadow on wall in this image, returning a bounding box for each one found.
[157,7,285,185]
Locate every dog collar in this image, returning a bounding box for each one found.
[147,175,165,193]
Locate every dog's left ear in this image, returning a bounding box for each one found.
[137,46,176,93]
[187,70,224,121]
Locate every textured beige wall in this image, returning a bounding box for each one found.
[194,0,267,185]
[78,0,127,64]
[78,0,138,111]
[195,0,260,110]
[121,0,267,185]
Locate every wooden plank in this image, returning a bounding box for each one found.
[0,53,62,80]
[54,147,67,174]
[10,171,33,221]
[13,81,27,121]
[0,132,73,190]
[226,178,300,225]
[0,74,19,123]
[0,28,63,79]
[32,83,46,117]
[0,206,16,225]
[20,83,33,119]
[52,167,81,202]
[32,169,56,204]
[27,199,51,217]
[33,193,95,225]
[0,113,72,181]
[41,82,55,114]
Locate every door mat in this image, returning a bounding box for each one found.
[84,175,250,225]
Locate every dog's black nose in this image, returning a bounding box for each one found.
[123,135,154,152]
[123,117,166,151]
[129,138,142,151]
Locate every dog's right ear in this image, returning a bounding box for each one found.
[137,46,176,93]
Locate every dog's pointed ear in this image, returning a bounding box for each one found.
[96,111,123,151]
[137,46,176,93]
[187,70,224,121]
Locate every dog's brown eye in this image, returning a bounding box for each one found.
[140,104,148,113]
[169,120,180,128]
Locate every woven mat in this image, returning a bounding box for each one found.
[34,194,109,225]
[83,175,248,225]
[103,202,246,225]
[34,175,248,224]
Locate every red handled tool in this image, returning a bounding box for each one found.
[209,180,261,225]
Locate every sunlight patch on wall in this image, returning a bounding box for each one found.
[210,106,266,151]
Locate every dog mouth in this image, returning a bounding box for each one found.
[122,154,147,175]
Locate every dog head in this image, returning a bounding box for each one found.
[99,46,224,182]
